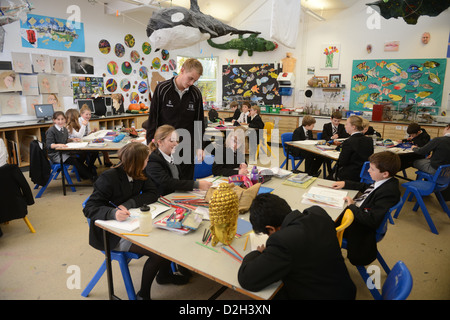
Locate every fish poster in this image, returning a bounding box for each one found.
[222,63,281,105]
[20,14,85,52]
[350,58,446,112]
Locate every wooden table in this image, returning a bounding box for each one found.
[95,175,358,300]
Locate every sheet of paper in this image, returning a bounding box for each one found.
[84,130,110,140]
[250,232,268,251]
[302,186,348,209]
[65,142,89,148]
[292,140,317,145]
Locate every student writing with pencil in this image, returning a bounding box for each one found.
[83,142,188,300]
[212,128,248,177]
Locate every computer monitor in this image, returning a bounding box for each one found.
[34,104,54,123]
[77,99,95,113]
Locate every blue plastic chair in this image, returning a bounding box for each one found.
[81,197,142,300]
[381,261,413,300]
[317,132,323,140]
[34,163,80,198]
[194,154,214,179]
[342,201,403,299]
[394,164,450,234]
[280,132,304,170]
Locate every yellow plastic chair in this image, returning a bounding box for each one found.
[335,209,354,247]
[256,122,274,158]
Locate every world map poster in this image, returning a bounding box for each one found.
[20,14,85,52]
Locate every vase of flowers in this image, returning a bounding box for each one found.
[324,46,339,68]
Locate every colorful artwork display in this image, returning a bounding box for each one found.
[350,58,447,112]
[20,14,85,52]
[72,76,104,101]
[320,44,340,69]
[222,63,280,105]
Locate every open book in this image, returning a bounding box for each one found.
[302,186,348,209]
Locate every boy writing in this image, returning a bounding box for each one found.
[332,151,401,266]
[321,111,349,141]
[238,193,356,300]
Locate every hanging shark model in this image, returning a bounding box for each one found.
[146,0,260,51]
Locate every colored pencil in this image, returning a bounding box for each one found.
[244,235,249,251]
[221,247,242,263]
[228,245,244,260]
[120,233,149,237]
[195,241,219,253]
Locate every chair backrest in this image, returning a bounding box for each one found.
[336,209,354,247]
[281,132,293,157]
[194,154,215,179]
[317,132,323,140]
[382,261,413,300]
[433,164,450,187]
[360,161,374,184]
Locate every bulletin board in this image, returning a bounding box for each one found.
[349,58,446,112]
[222,63,281,105]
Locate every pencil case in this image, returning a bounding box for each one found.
[112,134,125,143]
[166,207,189,229]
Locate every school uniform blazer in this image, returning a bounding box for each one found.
[45,125,69,163]
[336,133,374,182]
[0,164,35,224]
[339,177,400,266]
[238,206,356,300]
[248,114,264,130]
[83,166,158,251]
[146,149,196,196]
[212,143,246,177]
[291,126,313,157]
[321,122,349,141]
[224,109,241,122]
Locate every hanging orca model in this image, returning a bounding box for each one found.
[146,0,260,51]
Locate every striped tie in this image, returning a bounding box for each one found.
[354,184,374,204]
[332,126,337,135]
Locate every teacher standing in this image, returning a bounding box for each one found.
[146,58,205,180]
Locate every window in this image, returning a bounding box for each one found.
[177,56,217,102]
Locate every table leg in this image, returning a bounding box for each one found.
[59,151,66,196]
[285,145,290,170]
[102,229,119,300]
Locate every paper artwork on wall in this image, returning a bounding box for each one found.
[38,74,58,94]
[384,41,399,52]
[50,57,70,74]
[115,43,125,57]
[349,58,447,112]
[20,14,85,52]
[99,39,111,54]
[0,70,22,92]
[31,54,51,73]
[130,50,140,63]
[70,56,94,74]
[120,79,131,92]
[11,52,33,73]
[122,61,132,75]
[72,76,104,101]
[124,34,135,48]
[142,42,151,55]
[26,96,42,116]
[57,75,73,96]
[222,63,281,105]
[320,44,340,70]
[20,75,39,95]
[42,93,63,112]
[107,61,119,75]
[106,78,118,93]
[0,94,22,114]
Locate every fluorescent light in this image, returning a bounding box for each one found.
[305,8,325,21]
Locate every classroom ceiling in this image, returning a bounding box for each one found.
[110,0,361,23]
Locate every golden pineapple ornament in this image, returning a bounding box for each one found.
[209,183,239,246]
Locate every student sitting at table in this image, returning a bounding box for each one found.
[233,101,250,125]
[292,115,323,176]
[411,123,450,175]
[212,128,248,177]
[321,111,349,141]
[331,151,401,266]
[401,122,430,147]
[45,111,94,181]
[79,104,112,167]
[362,118,381,138]
[224,101,241,122]
[84,142,188,300]
[146,124,212,196]
[332,115,374,182]
[238,193,356,300]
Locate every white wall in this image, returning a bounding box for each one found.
[1,0,449,123]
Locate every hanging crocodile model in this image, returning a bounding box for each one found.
[207,34,278,56]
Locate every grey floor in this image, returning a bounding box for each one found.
[1,146,449,300]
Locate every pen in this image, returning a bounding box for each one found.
[109,201,130,216]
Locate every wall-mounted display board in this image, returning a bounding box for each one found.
[222,63,281,105]
[350,58,446,112]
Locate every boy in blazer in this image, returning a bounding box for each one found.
[238,193,356,300]
[292,115,323,176]
[332,151,401,266]
[334,115,374,181]
[321,111,349,141]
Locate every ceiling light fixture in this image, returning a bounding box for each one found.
[304,8,325,21]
